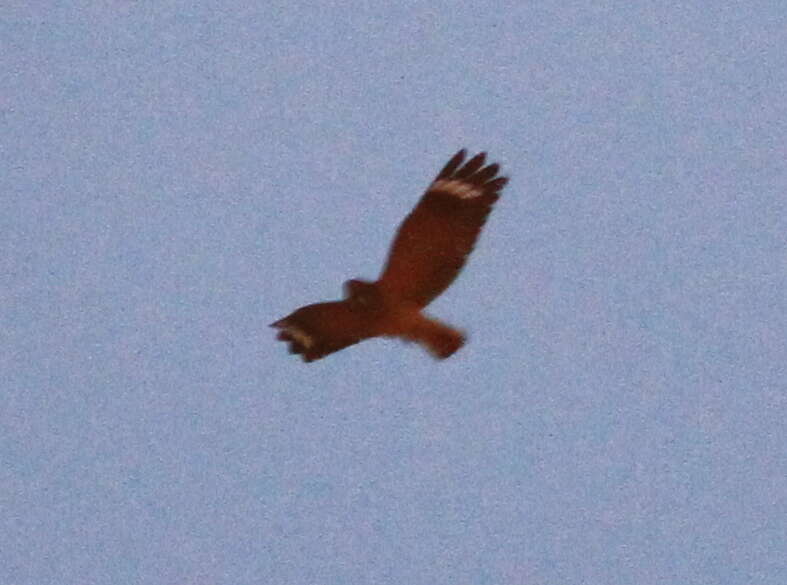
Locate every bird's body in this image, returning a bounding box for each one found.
[271,149,508,362]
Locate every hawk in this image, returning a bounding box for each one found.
[271,149,508,362]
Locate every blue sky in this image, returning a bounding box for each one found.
[3,2,785,584]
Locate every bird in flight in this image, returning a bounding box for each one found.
[271,149,508,362]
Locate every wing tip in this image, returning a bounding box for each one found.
[436,149,467,180]
[487,176,509,192]
[429,150,508,199]
[270,317,317,354]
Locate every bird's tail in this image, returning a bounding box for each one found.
[402,313,465,359]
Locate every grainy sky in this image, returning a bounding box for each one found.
[3,2,786,584]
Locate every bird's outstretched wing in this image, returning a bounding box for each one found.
[270,300,375,362]
[377,150,507,307]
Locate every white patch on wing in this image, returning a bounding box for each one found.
[285,324,314,349]
[431,179,483,199]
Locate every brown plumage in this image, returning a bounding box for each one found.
[271,149,508,362]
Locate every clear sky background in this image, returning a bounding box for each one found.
[3,2,785,584]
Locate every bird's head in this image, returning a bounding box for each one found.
[343,279,382,308]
